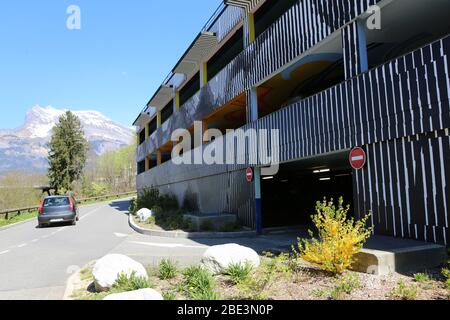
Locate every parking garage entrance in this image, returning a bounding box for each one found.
[261,150,354,228]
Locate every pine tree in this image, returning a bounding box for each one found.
[47,111,89,193]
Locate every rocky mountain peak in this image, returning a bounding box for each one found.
[0,105,135,174]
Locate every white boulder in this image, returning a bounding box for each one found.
[93,254,148,292]
[201,243,260,275]
[103,288,163,301]
[137,208,153,222]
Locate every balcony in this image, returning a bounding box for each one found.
[138,0,384,162]
[139,32,450,179]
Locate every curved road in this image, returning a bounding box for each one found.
[0,199,298,300]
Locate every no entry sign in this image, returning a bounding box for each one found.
[246,167,254,182]
[349,147,366,170]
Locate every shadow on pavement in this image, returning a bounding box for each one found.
[188,228,310,255]
[108,199,131,215]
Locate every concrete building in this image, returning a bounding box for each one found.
[133,0,450,245]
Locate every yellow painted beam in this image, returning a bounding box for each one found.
[157,111,162,128]
[145,122,149,139]
[201,62,208,87]
[157,150,162,166]
[248,13,255,44]
[145,157,150,171]
[175,91,180,112]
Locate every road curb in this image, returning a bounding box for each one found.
[63,261,96,300]
[128,214,258,239]
[63,268,81,300]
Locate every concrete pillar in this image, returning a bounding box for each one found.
[342,19,369,80]
[200,62,208,88]
[157,111,162,128]
[144,123,150,172]
[243,6,262,233]
[157,150,162,166]
[248,88,262,234]
[145,157,150,171]
[243,11,256,47]
[254,167,262,234]
[145,121,149,139]
[174,91,180,112]
[247,87,259,123]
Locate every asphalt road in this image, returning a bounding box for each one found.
[0,199,299,300]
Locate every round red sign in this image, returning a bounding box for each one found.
[349,147,366,170]
[246,167,254,182]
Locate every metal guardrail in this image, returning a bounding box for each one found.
[0,191,137,220]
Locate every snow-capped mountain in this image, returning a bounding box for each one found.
[0,105,134,174]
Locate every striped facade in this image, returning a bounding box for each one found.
[139,0,382,159]
[135,0,450,245]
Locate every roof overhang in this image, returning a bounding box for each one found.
[224,0,262,12]
[133,111,152,127]
[147,85,174,110]
[173,31,218,76]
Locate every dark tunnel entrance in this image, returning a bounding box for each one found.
[261,150,354,229]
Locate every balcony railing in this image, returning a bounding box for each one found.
[138,0,383,162]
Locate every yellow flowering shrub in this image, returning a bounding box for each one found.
[299,198,373,274]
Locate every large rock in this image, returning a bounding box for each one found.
[93,254,148,292]
[201,244,260,275]
[137,208,153,222]
[103,288,163,301]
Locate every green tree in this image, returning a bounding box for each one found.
[47,111,89,193]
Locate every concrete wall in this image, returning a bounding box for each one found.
[137,159,256,228]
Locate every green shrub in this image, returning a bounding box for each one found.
[334,274,362,294]
[236,253,285,300]
[441,268,450,289]
[200,220,215,232]
[129,198,137,214]
[182,266,218,300]
[219,221,242,232]
[154,209,187,231]
[190,290,220,300]
[158,194,179,211]
[414,273,431,283]
[136,187,178,211]
[162,291,177,300]
[184,220,196,232]
[391,281,418,300]
[136,187,161,211]
[298,197,373,274]
[224,263,254,285]
[159,259,178,280]
[145,216,156,225]
[151,205,163,216]
[91,182,109,196]
[82,181,109,197]
[113,272,152,292]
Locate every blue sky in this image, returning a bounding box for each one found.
[0,0,221,129]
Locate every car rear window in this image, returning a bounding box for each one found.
[44,197,70,207]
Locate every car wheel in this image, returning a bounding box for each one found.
[72,220,77,226]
